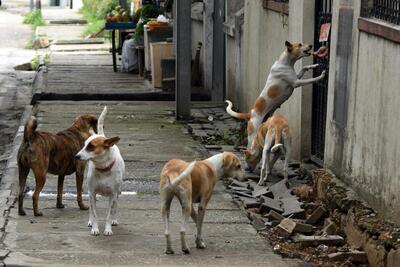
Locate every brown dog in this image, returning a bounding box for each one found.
[17,114,98,216]
[160,152,244,254]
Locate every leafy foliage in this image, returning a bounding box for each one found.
[23,10,45,28]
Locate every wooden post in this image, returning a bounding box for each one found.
[174,0,191,120]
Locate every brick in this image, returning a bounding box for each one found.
[251,214,267,231]
[328,250,367,263]
[229,179,249,189]
[260,196,283,213]
[305,206,326,225]
[281,198,306,219]
[266,210,285,222]
[239,197,260,209]
[233,190,255,199]
[252,186,273,198]
[323,218,338,235]
[275,218,296,238]
[292,234,345,246]
[294,222,314,234]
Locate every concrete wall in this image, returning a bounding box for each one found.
[325,0,400,223]
[235,0,314,160]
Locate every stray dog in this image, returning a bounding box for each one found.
[244,114,291,186]
[75,107,125,236]
[226,41,325,149]
[160,152,244,254]
[17,113,98,216]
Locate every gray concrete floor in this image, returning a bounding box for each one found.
[4,101,297,266]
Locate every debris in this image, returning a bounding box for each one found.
[252,215,267,231]
[228,185,252,192]
[305,206,326,225]
[294,222,314,234]
[228,179,249,188]
[204,144,222,150]
[275,218,296,238]
[232,190,255,199]
[316,244,329,253]
[292,184,314,201]
[270,180,290,199]
[260,196,283,213]
[273,244,281,252]
[328,250,367,263]
[281,197,306,219]
[266,210,285,222]
[239,197,260,209]
[252,186,273,198]
[323,218,338,235]
[293,234,345,246]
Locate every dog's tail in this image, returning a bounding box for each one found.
[165,161,196,191]
[24,116,37,143]
[97,106,107,136]
[225,100,251,121]
[271,127,284,153]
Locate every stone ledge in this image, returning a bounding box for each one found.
[358,17,400,44]
[262,0,289,15]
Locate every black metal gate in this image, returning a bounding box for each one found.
[311,0,332,163]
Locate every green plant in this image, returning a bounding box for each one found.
[23,10,45,28]
[30,53,51,70]
[133,4,161,40]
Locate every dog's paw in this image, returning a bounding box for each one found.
[87,221,92,227]
[196,239,206,249]
[309,63,319,69]
[320,70,326,78]
[34,211,43,217]
[79,202,89,210]
[103,228,113,236]
[182,248,190,254]
[18,209,26,216]
[111,219,118,226]
[56,203,65,209]
[91,228,100,236]
[165,249,175,255]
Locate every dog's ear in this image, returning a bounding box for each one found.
[89,128,96,136]
[285,41,293,52]
[91,117,98,134]
[104,136,120,148]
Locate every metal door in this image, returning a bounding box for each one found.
[311,0,332,163]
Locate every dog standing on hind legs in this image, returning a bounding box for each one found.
[226,41,325,150]
[75,106,125,236]
[17,113,98,216]
[160,152,244,254]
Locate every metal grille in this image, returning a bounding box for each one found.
[311,0,332,162]
[371,0,400,25]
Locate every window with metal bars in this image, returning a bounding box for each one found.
[367,0,400,25]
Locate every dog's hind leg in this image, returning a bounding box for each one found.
[56,175,65,209]
[31,165,47,217]
[259,131,274,186]
[161,192,174,254]
[75,162,88,210]
[177,190,191,254]
[282,139,291,183]
[190,203,198,223]
[18,164,29,216]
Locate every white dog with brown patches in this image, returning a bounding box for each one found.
[226,41,325,149]
[75,107,125,236]
[244,114,291,186]
[160,152,244,254]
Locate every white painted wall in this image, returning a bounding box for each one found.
[325,0,400,223]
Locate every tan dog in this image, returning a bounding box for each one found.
[18,114,98,216]
[160,152,244,254]
[226,41,325,149]
[244,114,291,185]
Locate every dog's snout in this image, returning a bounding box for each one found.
[308,45,313,49]
[75,155,81,160]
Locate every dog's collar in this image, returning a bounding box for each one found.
[95,160,116,173]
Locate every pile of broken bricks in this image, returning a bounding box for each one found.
[227,177,368,265]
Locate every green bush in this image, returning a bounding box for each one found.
[23,10,45,28]
[96,0,118,19]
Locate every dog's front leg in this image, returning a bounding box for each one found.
[297,64,319,79]
[75,163,89,210]
[104,195,117,236]
[294,70,326,88]
[88,192,99,236]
